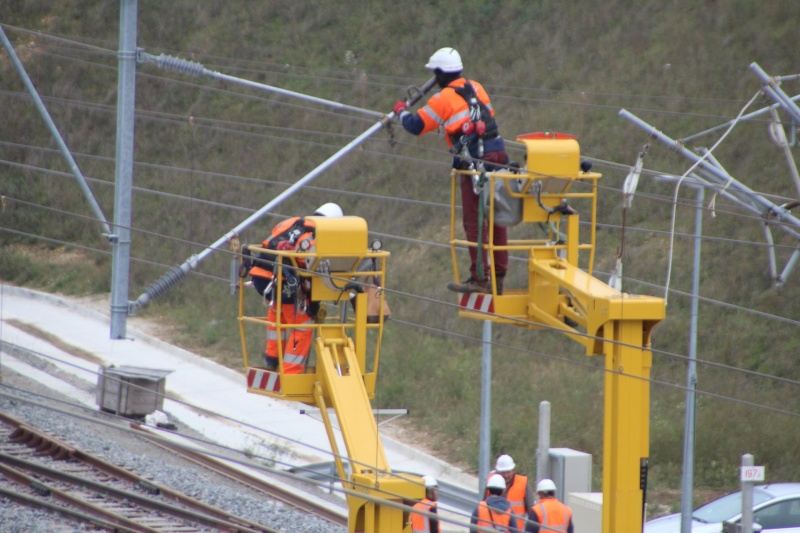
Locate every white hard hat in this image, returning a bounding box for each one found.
[495,454,515,473]
[314,202,343,218]
[425,47,463,73]
[423,475,439,488]
[487,474,506,490]
[536,478,557,492]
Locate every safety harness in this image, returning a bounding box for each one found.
[241,217,317,313]
[449,81,498,159]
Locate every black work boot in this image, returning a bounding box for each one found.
[446,277,490,294]
[494,276,505,296]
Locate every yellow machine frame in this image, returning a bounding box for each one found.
[450,133,666,533]
[238,216,422,533]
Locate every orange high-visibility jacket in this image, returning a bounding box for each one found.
[485,473,530,519]
[411,498,438,533]
[416,78,496,149]
[531,497,573,533]
[476,501,514,532]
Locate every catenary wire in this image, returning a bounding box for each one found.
[3,26,796,420]
[1,89,797,231]
[2,22,790,129]
[5,192,800,332]
[2,202,799,397]
[3,140,799,255]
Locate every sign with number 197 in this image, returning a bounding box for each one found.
[741,466,765,482]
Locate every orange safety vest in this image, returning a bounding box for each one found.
[485,473,529,519]
[411,498,437,533]
[476,501,514,532]
[531,497,572,533]
[417,78,496,149]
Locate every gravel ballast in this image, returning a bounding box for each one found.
[0,348,347,533]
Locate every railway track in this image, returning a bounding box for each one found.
[130,422,348,528]
[0,410,346,532]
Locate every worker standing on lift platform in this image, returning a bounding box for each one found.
[243,202,343,373]
[393,47,509,295]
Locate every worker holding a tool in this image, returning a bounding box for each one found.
[393,47,509,295]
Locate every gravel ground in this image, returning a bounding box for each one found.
[0,345,347,533]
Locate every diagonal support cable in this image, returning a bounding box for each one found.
[0,24,112,237]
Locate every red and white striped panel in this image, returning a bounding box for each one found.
[247,367,281,392]
[459,293,494,313]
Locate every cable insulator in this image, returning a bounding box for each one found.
[147,264,189,299]
[131,258,197,310]
[153,53,209,78]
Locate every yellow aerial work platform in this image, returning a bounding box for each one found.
[449,133,667,533]
[237,216,421,533]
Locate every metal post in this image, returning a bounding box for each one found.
[536,401,551,484]
[478,319,492,496]
[741,454,755,533]
[110,0,138,338]
[680,185,704,533]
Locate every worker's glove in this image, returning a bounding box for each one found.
[393,100,408,117]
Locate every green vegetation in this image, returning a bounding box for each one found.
[1,0,799,515]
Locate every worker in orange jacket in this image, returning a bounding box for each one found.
[410,475,440,533]
[472,474,523,532]
[526,479,574,533]
[246,202,343,374]
[486,454,535,523]
[394,47,509,295]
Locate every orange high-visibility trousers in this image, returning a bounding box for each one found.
[265,302,313,374]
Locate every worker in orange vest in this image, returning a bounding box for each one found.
[393,47,510,296]
[244,202,343,373]
[472,474,523,532]
[410,475,440,533]
[526,479,574,533]
[486,454,535,523]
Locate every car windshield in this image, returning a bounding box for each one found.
[693,489,774,522]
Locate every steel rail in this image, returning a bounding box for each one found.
[0,453,270,533]
[131,422,349,528]
[0,485,131,532]
[0,411,279,533]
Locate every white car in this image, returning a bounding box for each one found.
[644,483,800,532]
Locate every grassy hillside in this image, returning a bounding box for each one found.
[2,0,799,514]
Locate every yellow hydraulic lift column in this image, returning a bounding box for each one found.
[449,132,666,533]
[602,319,654,533]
